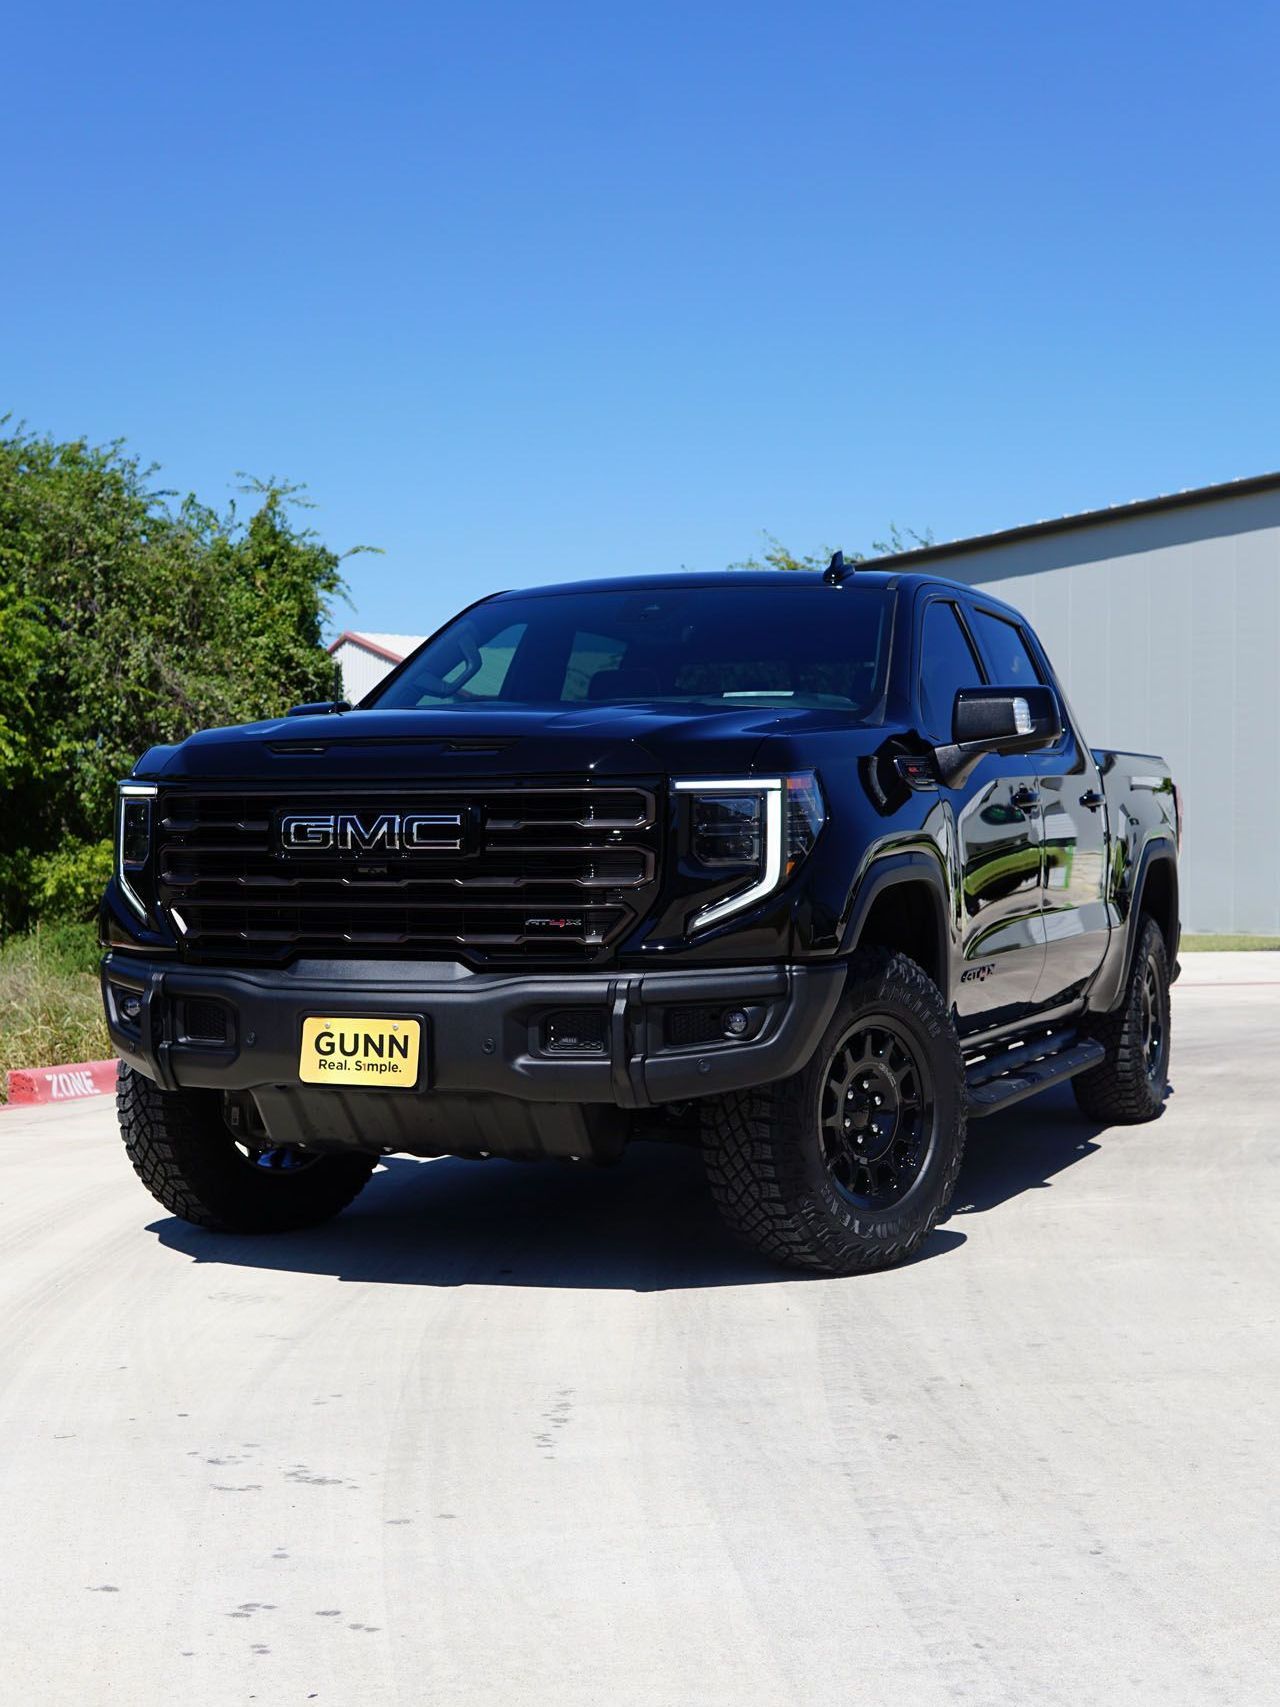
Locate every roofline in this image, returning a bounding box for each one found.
[326,630,406,664]
[495,570,901,598]
[864,469,1280,569]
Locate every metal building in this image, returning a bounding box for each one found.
[872,471,1280,934]
[328,631,425,703]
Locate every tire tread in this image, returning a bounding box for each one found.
[117,1063,375,1232]
[1073,915,1170,1124]
[702,951,966,1275]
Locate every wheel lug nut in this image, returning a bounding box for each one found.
[874,1095,882,1106]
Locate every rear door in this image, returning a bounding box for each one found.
[915,595,1046,1032]
[966,605,1110,1007]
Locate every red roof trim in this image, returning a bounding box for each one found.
[326,630,405,665]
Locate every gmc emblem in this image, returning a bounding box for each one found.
[279,811,466,855]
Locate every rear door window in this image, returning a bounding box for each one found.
[968,609,1043,689]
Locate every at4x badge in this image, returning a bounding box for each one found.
[524,913,586,934]
[961,961,997,984]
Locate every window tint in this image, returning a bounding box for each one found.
[919,602,985,740]
[561,631,628,700]
[968,608,1043,689]
[375,586,895,714]
[396,621,526,705]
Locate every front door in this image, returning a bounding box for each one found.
[951,756,1048,1031]
[915,596,1046,1033]
[964,604,1110,1008]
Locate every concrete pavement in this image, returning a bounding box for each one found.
[1,954,1277,1705]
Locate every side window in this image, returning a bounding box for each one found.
[968,609,1043,689]
[919,602,985,741]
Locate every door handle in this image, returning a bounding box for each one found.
[1010,786,1040,810]
[1079,789,1105,811]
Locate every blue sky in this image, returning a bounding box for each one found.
[4,1,1278,638]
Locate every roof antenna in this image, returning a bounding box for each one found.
[823,549,853,585]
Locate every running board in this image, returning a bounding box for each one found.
[965,1038,1105,1118]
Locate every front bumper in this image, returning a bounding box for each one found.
[102,954,844,1153]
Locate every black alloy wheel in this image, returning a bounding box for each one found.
[234,1137,326,1175]
[701,950,967,1275]
[818,1018,935,1210]
[1139,956,1166,1088]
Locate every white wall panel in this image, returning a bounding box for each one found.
[332,640,400,703]
[924,488,1280,932]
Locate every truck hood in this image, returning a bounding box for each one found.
[136,702,876,785]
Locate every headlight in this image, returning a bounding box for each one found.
[116,782,157,918]
[784,772,825,872]
[675,773,826,932]
[690,793,765,867]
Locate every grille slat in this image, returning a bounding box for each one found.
[158,783,660,966]
[160,856,654,892]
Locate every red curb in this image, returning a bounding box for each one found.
[5,1059,119,1107]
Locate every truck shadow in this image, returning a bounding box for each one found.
[148,1082,1129,1290]
[151,1144,843,1292]
[950,1082,1111,1216]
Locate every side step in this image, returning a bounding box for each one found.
[965,1037,1105,1118]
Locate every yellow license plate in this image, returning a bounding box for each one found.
[299,1016,422,1087]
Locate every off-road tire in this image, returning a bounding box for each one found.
[701,950,966,1275]
[1072,915,1171,1123]
[117,1063,377,1232]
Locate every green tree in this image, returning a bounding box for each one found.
[728,523,934,573]
[0,423,360,932]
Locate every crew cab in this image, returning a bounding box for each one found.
[101,566,1180,1274]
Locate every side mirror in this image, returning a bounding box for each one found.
[935,686,1062,787]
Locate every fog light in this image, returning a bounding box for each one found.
[723,1008,750,1038]
[120,994,142,1023]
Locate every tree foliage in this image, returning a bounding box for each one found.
[0,423,352,932]
[727,524,934,573]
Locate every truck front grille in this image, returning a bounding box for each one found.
[156,783,661,965]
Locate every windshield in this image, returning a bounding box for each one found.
[372,584,895,715]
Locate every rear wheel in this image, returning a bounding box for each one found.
[1073,915,1171,1123]
[117,1063,377,1232]
[701,950,966,1275]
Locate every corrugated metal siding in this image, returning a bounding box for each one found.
[332,639,402,703]
[928,488,1280,933]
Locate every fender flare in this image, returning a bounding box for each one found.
[839,850,952,1002]
[1122,835,1179,985]
[1091,834,1179,1011]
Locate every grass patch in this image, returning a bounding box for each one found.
[1180,934,1280,952]
[0,923,109,1099]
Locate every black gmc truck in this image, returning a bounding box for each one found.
[101,565,1180,1274]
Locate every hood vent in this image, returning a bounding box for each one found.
[265,736,521,756]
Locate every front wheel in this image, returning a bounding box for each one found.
[701,950,967,1275]
[117,1064,377,1232]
